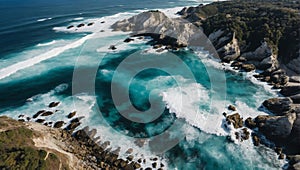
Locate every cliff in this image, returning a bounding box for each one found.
[178,0,300,76]
[0,116,141,170]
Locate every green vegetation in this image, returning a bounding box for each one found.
[183,0,300,63]
[0,120,62,170]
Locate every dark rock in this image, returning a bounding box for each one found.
[263,97,293,115]
[77,23,85,28]
[258,113,296,143]
[127,155,134,161]
[18,114,24,118]
[124,38,134,43]
[156,48,164,53]
[87,22,94,26]
[241,128,250,140]
[228,105,237,111]
[41,111,54,116]
[54,121,64,128]
[119,160,127,168]
[124,163,135,170]
[223,112,227,117]
[226,113,243,129]
[48,102,60,108]
[290,94,300,104]
[70,117,84,123]
[133,162,141,169]
[109,45,117,50]
[36,119,45,123]
[145,168,152,170]
[288,155,300,165]
[26,117,31,121]
[286,114,300,154]
[245,117,256,129]
[101,141,110,149]
[67,111,76,119]
[279,153,285,159]
[67,25,74,29]
[152,162,157,168]
[18,119,25,122]
[241,64,256,72]
[231,61,242,68]
[66,122,81,132]
[280,85,300,96]
[153,44,163,49]
[101,21,105,23]
[252,134,261,146]
[100,30,105,32]
[33,110,45,118]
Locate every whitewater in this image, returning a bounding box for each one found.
[0,1,285,169]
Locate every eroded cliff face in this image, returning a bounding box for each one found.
[111,11,207,48]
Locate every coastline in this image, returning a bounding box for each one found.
[0,1,299,169]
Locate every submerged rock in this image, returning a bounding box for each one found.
[228,105,237,111]
[67,111,77,119]
[109,45,117,50]
[49,102,60,108]
[33,110,45,118]
[87,22,94,26]
[124,38,134,43]
[41,111,54,117]
[77,23,85,28]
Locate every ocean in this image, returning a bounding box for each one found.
[0,0,284,169]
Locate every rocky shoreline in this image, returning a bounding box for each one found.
[1,101,166,170]
[110,1,300,169]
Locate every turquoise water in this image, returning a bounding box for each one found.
[0,0,283,169]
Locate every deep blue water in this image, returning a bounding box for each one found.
[0,0,283,169]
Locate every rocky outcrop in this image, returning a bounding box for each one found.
[49,102,60,108]
[255,113,297,144]
[226,113,243,129]
[111,11,205,48]
[280,84,300,97]
[0,115,142,170]
[263,97,293,116]
[214,32,240,62]
[241,41,278,70]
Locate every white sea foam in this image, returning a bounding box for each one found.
[0,34,95,80]
[36,40,57,47]
[37,17,52,22]
[73,17,84,21]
